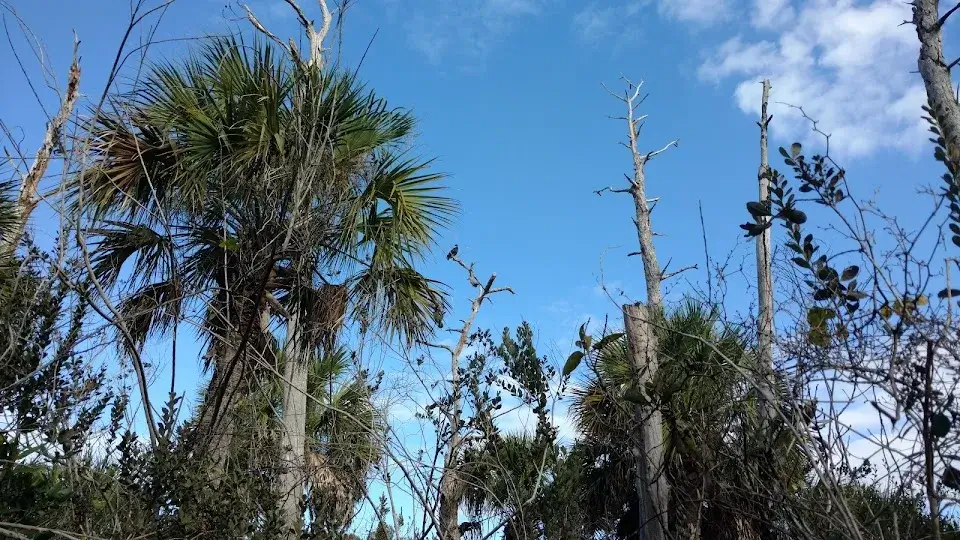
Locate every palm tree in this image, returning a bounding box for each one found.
[240,346,383,536]
[570,300,785,539]
[72,35,454,533]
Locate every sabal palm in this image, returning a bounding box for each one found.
[73,36,454,460]
[245,347,382,536]
[570,300,768,538]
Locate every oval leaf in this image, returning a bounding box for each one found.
[840,265,859,281]
[563,351,585,377]
[593,332,625,351]
[790,142,802,158]
[623,386,648,405]
[932,412,951,438]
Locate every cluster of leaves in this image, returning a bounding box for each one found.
[742,144,876,346]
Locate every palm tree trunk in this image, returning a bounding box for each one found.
[279,310,309,538]
[195,337,244,471]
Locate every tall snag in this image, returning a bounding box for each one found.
[756,80,776,415]
[597,78,681,540]
[914,0,960,168]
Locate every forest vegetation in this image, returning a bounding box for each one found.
[1,0,960,539]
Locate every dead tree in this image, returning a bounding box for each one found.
[4,39,80,254]
[597,77,683,540]
[426,248,513,540]
[756,80,777,416]
[914,0,960,168]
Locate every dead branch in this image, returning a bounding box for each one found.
[6,36,80,253]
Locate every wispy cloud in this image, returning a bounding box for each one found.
[699,0,925,158]
[390,0,544,66]
[573,0,733,42]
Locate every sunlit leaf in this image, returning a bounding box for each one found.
[563,351,585,377]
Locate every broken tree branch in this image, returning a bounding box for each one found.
[6,35,80,253]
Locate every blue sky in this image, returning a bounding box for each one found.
[2,0,954,528]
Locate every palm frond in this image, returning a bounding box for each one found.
[349,261,449,347]
[0,177,19,252]
[88,221,171,288]
[117,279,181,353]
[354,152,457,257]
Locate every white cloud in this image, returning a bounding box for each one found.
[751,0,795,29]
[396,0,544,65]
[573,0,731,43]
[656,0,734,25]
[700,0,926,159]
[572,3,617,43]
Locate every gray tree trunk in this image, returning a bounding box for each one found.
[755,80,778,422]
[624,303,669,540]
[756,80,774,371]
[616,79,671,539]
[915,0,960,168]
[279,310,309,538]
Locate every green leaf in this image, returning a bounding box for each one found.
[592,332,625,351]
[623,386,648,405]
[746,201,771,218]
[813,289,833,301]
[563,351,585,377]
[840,265,859,281]
[779,146,790,159]
[932,413,951,438]
[790,142,802,158]
[578,322,588,344]
[808,326,830,347]
[219,237,239,251]
[807,307,836,326]
[782,207,807,225]
[792,257,810,269]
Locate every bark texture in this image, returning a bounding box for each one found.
[624,303,669,540]
[615,80,672,540]
[279,310,309,538]
[6,46,80,253]
[915,0,960,168]
[756,80,774,373]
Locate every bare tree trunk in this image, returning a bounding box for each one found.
[914,0,960,167]
[601,79,677,540]
[755,81,778,424]
[756,80,774,371]
[4,42,80,254]
[279,309,309,538]
[922,339,943,540]
[624,303,669,540]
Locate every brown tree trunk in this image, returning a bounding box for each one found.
[194,338,245,469]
